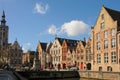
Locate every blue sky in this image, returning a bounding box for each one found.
[0,0,120,52]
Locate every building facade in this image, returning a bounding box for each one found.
[91,6,120,72]
[50,37,64,70]
[62,39,78,69]
[76,40,86,70]
[37,41,47,69]
[85,38,92,70]
[8,40,23,68]
[22,50,35,67]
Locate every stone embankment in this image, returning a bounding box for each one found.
[79,71,120,80]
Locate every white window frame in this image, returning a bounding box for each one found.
[111,28,116,36]
[104,53,108,63]
[111,38,116,48]
[97,54,101,63]
[97,42,100,50]
[111,52,117,63]
[96,33,100,40]
[104,40,108,49]
[101,22,104,29]
[104,31,108,38]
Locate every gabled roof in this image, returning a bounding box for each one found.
[55,37,65,45]
[65,39,79,52]
[10,40,22,49]
[81,41,86,47]
[40,43,47,51]
[56,37,79,50]
[65,39,78,48]
[104,6,120,26]
[46,42,52,51]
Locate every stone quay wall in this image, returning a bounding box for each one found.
[78,71,120,80]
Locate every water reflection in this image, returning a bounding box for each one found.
[39,78,98,80]
[44,78,80,80]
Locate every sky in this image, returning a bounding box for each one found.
[0,0,120,52]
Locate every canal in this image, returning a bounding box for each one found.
[32,78,106,80]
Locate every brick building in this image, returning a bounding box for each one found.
[22,51,35,67]
[37,41,47,69]
[76,40,86,70]
[91,6,120,72]
[62,39,78,69]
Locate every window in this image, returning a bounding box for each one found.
[101,22,104,29]
[104,31,108,38]
[77,50,80,53]
[97,42,100,50]
[81,49,84,53]
[86,56,88,61]
[90,55,92,61]
[104,53,108,63]
[96,33,100,40]
[101,14,104,20]
[111,28,115,36]
[81,56,83,59]
[111,51,117,63]
[104,40,108,49]
[107,66,112,71]
[99,66,102,71]
[111,38,116,48]
[97,54,101,63]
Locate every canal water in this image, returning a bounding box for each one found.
[32,78,101,80]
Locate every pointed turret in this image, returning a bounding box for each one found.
[1,10,6,26]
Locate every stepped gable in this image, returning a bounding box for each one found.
[104,6,120,26]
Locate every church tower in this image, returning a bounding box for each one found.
[0,10,8,49]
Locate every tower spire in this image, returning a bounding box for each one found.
[1,10,6,26]
[2,10,5,18]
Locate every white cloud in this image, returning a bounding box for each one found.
[61,20,89,36]
[48,20,89,36]
[48,24,57,35]
[22,47,27,53]
[22,42,32,53]
[34,3,49,14]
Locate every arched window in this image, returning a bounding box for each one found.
[107,66,112,71]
